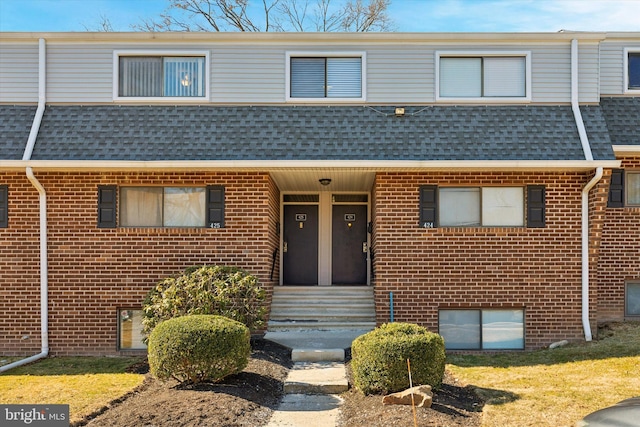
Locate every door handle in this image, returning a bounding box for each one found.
[362,242,367,253]
[283,241,288,253]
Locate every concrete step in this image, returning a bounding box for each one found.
[283,362,348,394]
[267,320,377,331]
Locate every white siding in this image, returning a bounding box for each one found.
[0,43,39,103]
[46,44,114,103]
[20,39,596,105]
[600,41,640,95]
[578,42,600,103]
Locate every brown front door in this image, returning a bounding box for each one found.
[332,204,367,285]
[283,205,318,285]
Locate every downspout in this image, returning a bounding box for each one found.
[0,38,48,372]
[571,38,601,342]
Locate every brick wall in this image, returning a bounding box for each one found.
[597,157,640,321]
[372,171,606,349]
[0,172,42,355]
[1,171,278,356]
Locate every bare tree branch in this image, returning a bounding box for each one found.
[117,0,393,33]
[83,13,115,32]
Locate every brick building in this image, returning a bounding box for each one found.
[0,31,638,358]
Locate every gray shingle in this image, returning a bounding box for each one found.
[580,105,615,160]
[31,105,599,162]
[0,106,37,160]
[598,97,640,146]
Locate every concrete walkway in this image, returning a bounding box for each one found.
[264,329,367,427]
[266,362,348,427]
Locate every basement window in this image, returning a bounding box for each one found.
[627,282,640,317]
[439,309,525,350]
[118,309,147,350]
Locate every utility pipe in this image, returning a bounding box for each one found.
[581,167,603,342]
[571,38,600,342]
[1,39,48,373]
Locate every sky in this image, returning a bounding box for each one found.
[0,0,639,33]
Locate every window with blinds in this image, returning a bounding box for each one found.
[437,52,529,100]
[626,49,640,92]
[116,52,207,99]
[288,54,364,100]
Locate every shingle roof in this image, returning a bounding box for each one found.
[0,106,37,160]
[598,97,640,146]
[29,105,614,162]
[580,105,615,160]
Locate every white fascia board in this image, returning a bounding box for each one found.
[613,145,640,155]
[15,159,621,172]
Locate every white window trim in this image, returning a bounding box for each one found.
[435,51,532,103]
[624,47,640,95]
[626,170,640,207]
[285,51,367,103]
[113,50,210,102]
[438,186,525,227]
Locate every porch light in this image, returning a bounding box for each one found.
[319,178,332,186]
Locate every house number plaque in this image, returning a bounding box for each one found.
[344,214,356,222]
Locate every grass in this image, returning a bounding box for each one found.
[0,322,638,426]
[0,356,145,424]
[447,322,640,427]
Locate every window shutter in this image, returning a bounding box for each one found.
[608,169,625,208]
[419,185,438,228]
[207,186,225,228]
[0,185,8,228]
[527,185,546,228]
[97,185,117,228]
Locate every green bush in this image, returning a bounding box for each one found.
[351,322,445,395]
[148,314,250,384]
[142,265,266,341]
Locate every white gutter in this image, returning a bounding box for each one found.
[572,39,594,162]
[0,159,621,172]
[572,38,602,342]
[581,167,603,342]
[1,38,48,373]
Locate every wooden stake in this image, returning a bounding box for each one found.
[407,358,418,427]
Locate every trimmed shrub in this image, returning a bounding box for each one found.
[351,322,445,395]
[142,265,266,341]
[148,314,250,384]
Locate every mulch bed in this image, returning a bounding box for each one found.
[76,338,482,426]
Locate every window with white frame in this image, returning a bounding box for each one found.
[609,170,640,207]
[439,187,525,227]
[120,187,206,227]
[118,309,147,350]
[287,52,365,101]
[437,52,530,101]
[627,281,640,317]
[625,48,640,93]
[439,309,525,350]
[628,172,640,206]
[114,51,208,100]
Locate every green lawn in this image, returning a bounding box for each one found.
[447,322,640,427]
[0,356,145,424]
[1,322,638,427]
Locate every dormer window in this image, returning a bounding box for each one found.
[286,52,366,102]
[436,51,531,102]
[625,48,640,93]
[113,51,209,101]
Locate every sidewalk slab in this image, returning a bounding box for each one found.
[284,362,348,394]
[292,348,344,362]
[266,394,343,427]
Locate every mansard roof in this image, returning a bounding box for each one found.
[597,97,640,146]
[0,106,37,161]
[27,104,614,162]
